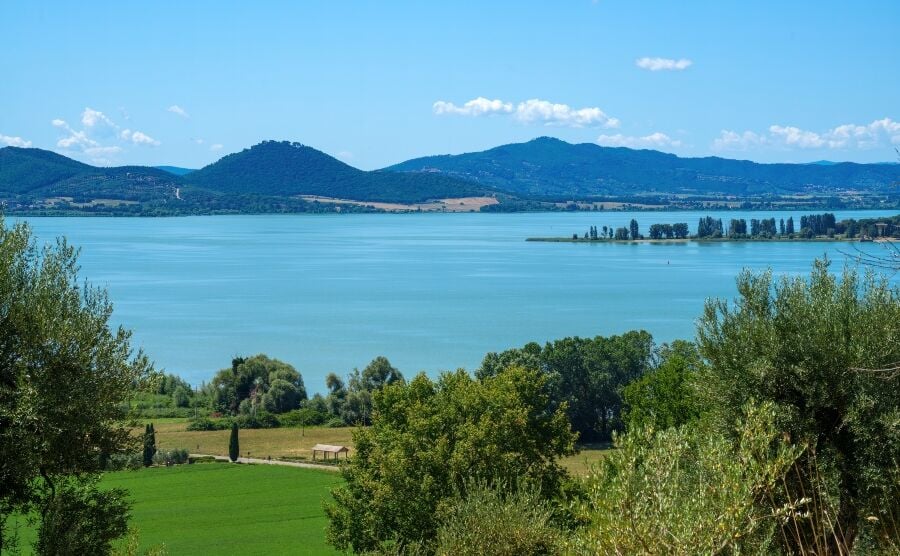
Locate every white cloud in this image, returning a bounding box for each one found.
[81,107,116,128]
[209,143,224,151]
[636,57,693,71]
[433,97,513,117]
[514,99,618,128]
[57,130,98,149]
[713,118,900,151]
[0,134,32,147]
[712,130,768,151]
[167,105,189,118]
[434,97,618,128]
[51,119,67,128]
[597,132,681,149]
[120,129,160,146]
[84,146,123,166]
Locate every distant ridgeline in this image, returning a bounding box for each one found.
[539,213,900,242]
[2,137,898,215]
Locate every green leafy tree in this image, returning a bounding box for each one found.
[325,366,576,552]
[629,218,640,240]
[209,354,306,414]
[35,476,131,556]
[478,331,654,440]
[229,423,240,462]
[0,217,150,551]
[622,341,702,431]
[696,260,900,551]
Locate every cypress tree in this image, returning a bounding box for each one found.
[229,423,240,462]
[142,424,155,467]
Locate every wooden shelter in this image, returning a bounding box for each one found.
[311,443,350,461]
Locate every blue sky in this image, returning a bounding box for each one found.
[1,1,898,169]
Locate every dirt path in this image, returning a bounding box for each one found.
[190,453,342,472]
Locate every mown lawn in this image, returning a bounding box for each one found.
[10,464,342,555]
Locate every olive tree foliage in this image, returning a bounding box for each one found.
[35,477,130,556]
[325,366,576,553]
[433,481,563,556]
[0,218,151,551]
[696,260,900,551]
[574,403,805,555]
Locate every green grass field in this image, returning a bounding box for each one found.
[9,463,342,555]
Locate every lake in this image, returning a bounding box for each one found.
[18,210,898,392]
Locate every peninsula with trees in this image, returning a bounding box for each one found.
[528,213,900,243]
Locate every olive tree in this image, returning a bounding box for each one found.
[0,217,151,552]
[697,260,900,551]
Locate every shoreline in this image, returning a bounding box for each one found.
[526,236,896,244]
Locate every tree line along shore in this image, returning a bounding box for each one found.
[528,212,900,243]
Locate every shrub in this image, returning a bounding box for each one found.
[36,477,131,556]
[234,411,280,429]
[323,416,346,428]
[435,481,563,555]
[185,417,227,431]
[573,403,803,554]
[103,452,143,471]
[279,407,329,427]
[152,449,190,466]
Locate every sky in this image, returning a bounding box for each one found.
[1,1,898,170]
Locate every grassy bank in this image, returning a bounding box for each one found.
[142,418,609,473]
[8,464,342,555]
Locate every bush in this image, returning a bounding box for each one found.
[323,416,346,428]
[36,477,131,556]
[279,407,329,427]
[103,452,143,471]
[234,411,280,429]
[573,403,803,554]
[185,417,228,431]
[152,449,190,466]
[435,482,563,555]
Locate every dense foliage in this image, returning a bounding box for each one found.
[433,482,563,556]
[478,331,655,440]
[575,403,804,554]
[325,366,576,552]
[322,356,404,426]
[0,217,150,552]
[697,260,900,551]
[621,340,702,431]
[208,354,307,415]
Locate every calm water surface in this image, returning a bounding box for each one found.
[20,210,898,391]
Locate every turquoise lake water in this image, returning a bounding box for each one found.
[19,210,898,391]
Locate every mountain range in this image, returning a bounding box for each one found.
[1,137,897,215]
[388,137,899,197]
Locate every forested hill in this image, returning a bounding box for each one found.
[386,136,900,197]
[0,146,183,205]
[185,141,491,203]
